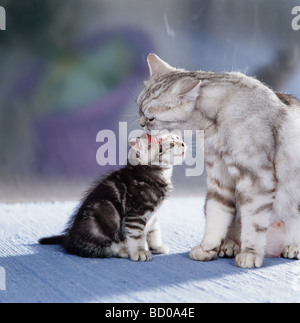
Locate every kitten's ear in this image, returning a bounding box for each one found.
[147,53,174,77]
[178,80,201,101]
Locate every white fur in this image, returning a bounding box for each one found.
[138,54,300,268]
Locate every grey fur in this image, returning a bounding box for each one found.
[138,53,300,268]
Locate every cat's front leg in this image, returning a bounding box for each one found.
[281,217,300,260]
[146,216,169,254]
[234,167,275,268]
[125,215,152,261]
[219,216,241,258]
[190,159,236,262]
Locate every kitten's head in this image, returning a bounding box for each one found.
[128,133,186,167]
[137,53,201,132]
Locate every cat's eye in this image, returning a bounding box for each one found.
[148,117,155,122]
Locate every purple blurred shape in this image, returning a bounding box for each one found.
[35,27,154,177]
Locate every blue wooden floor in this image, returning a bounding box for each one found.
[0,199,299,303]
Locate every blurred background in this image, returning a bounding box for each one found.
[0,0,299,202]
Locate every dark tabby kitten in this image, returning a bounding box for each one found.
[39,133,186,261]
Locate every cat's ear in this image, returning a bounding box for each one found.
[147,53,174,77]
[129,137,148,152]
[178,80,201,101]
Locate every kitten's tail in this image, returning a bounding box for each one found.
[39,235,65,245]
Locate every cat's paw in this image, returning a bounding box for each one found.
[118,249,129,258]
[150,243,170,255]
[130,250,152,262]
[235,252,264,268]
[219,239,240,258]
[282,244,300,259]
[190,245,219,262]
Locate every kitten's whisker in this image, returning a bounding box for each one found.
[185,147,195,152]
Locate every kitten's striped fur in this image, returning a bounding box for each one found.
[40,133,186,261]
[138,53,300,268]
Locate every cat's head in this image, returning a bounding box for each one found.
[128,133,186,167]
[137,53,201,132]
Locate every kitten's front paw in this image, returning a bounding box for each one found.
[282,244,300,259]
[150,243,170,255]
[130,250,152,262]
[219,239,240,258]
[235,252,264,268]
[190,245,219,262]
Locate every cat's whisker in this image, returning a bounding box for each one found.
[126,83,139,98]
[120,113,140,118]
[128,118,140,127]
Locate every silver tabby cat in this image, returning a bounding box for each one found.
[40,133,186,262]
[138,53,300,268]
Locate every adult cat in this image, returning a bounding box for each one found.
[137,53,300,268]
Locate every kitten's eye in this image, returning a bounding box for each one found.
[148,117,155,122]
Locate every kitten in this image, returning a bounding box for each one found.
[137,53,300,268]
[39,133,186,261]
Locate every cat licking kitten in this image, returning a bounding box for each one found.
[39,133,186,261]
[138,53,300,268]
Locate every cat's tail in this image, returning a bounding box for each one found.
[39,235,66,245]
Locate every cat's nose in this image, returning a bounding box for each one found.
[139,116,146,128]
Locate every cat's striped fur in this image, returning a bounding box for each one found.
[39,133,186,261]
[138,53,300,268]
